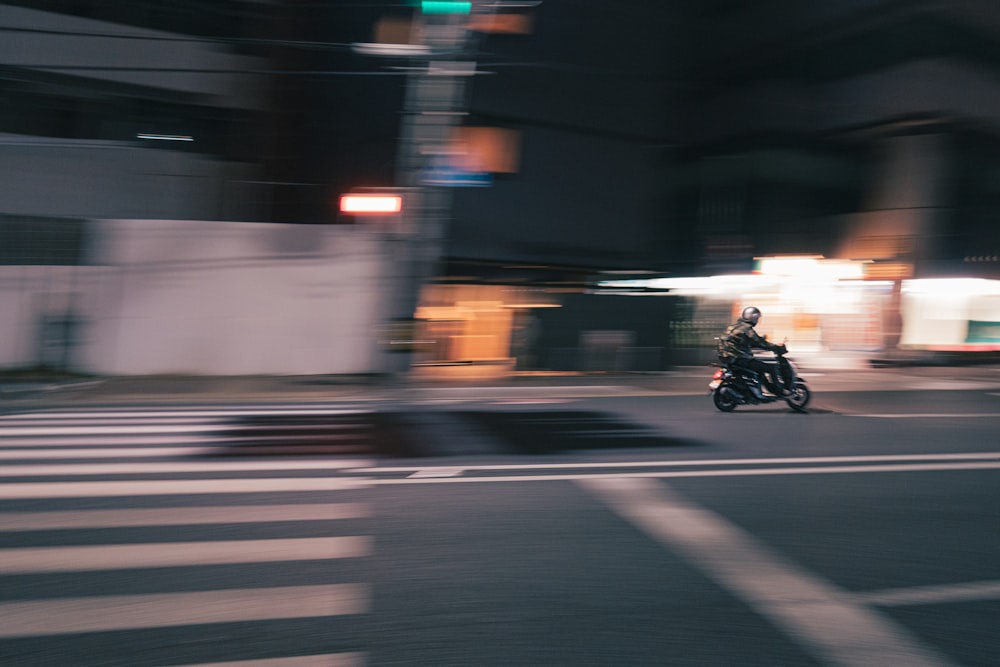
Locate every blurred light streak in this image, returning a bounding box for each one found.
[352,42,432,57]
[757,256,867,281]
[903,278,1000,296]
[0,25,358,51]
[599,273,779,296]
[136,134,193,142]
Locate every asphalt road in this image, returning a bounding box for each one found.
[1,374,998,666]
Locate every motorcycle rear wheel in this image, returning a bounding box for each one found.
[713,385,739,412]
[785,381,810,412]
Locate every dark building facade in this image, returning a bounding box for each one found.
[432,0,1000,283]
[8,1,999,277]
[4,1,1000,372]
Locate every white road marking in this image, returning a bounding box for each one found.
[856,580,1000,607]
[183,653,365,667]
[0,536,372,574]
[0,503,371,530]
[407,467,464,479]
[0,460,377,476]
[358,452,1000,474]
[0,476,369,499]
[0,584,368,638]
[580,477,957,667]
[0,408,371,420]
[565,429,655,438]
[0,447,212,458]
[416,385,630,395]
[849,413,1000,418]
[491,399,571,404]
[370,460,1000,484]
[0,423,370,436]
[0,436,221,446]
[3,417,235,426]
[0,424,254,436]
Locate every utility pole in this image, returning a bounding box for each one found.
[356,2,484,376]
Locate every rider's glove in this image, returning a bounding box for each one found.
[774,344,788,354]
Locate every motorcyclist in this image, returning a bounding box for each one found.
[718,306,789,396]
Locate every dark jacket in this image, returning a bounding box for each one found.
[718,319,779,361]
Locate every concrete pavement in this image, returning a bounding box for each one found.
[3,362,1000,408]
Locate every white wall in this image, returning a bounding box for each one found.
[0,219,392,375]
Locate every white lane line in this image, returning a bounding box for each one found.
[0,536,372,573]
[0,476,369,499]
[408,467,464,479]
[580,477,957,667]
[373,461,1000,484]
[0,460,377,476]
[0,584,368,638]
[420,385,630,395]
[0,503,372,531]
[184,653,365,667]
[849,413,999,418]
[358,452,1000,473]
[856,580,1000,607]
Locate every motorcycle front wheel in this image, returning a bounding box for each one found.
[713,385,739,412]
[785,381,810,412]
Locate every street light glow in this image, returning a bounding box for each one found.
[339,194,403,214]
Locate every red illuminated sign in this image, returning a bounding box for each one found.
[339,194,402,214]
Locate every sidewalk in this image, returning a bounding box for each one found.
[4,362,1000,408]
[0,368,739,405]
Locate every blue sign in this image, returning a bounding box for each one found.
[421,156,492,187]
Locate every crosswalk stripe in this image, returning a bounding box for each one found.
[0,584,369,638]
[3,417,371,427]
[0,503,372,530]
[0,435,216,445]
[0,476,370,499]
[0,446,211,458]
[182,653,365,667]
[2,423,292,437]
[0,403,374,660]
[0,536,372,573]
[0,460,375,476]
[1,407,372,420]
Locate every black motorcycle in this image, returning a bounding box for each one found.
[709,350,810,412]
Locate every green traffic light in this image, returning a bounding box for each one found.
[421,1,472,14]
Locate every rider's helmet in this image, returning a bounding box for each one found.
[740,306,761,325]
